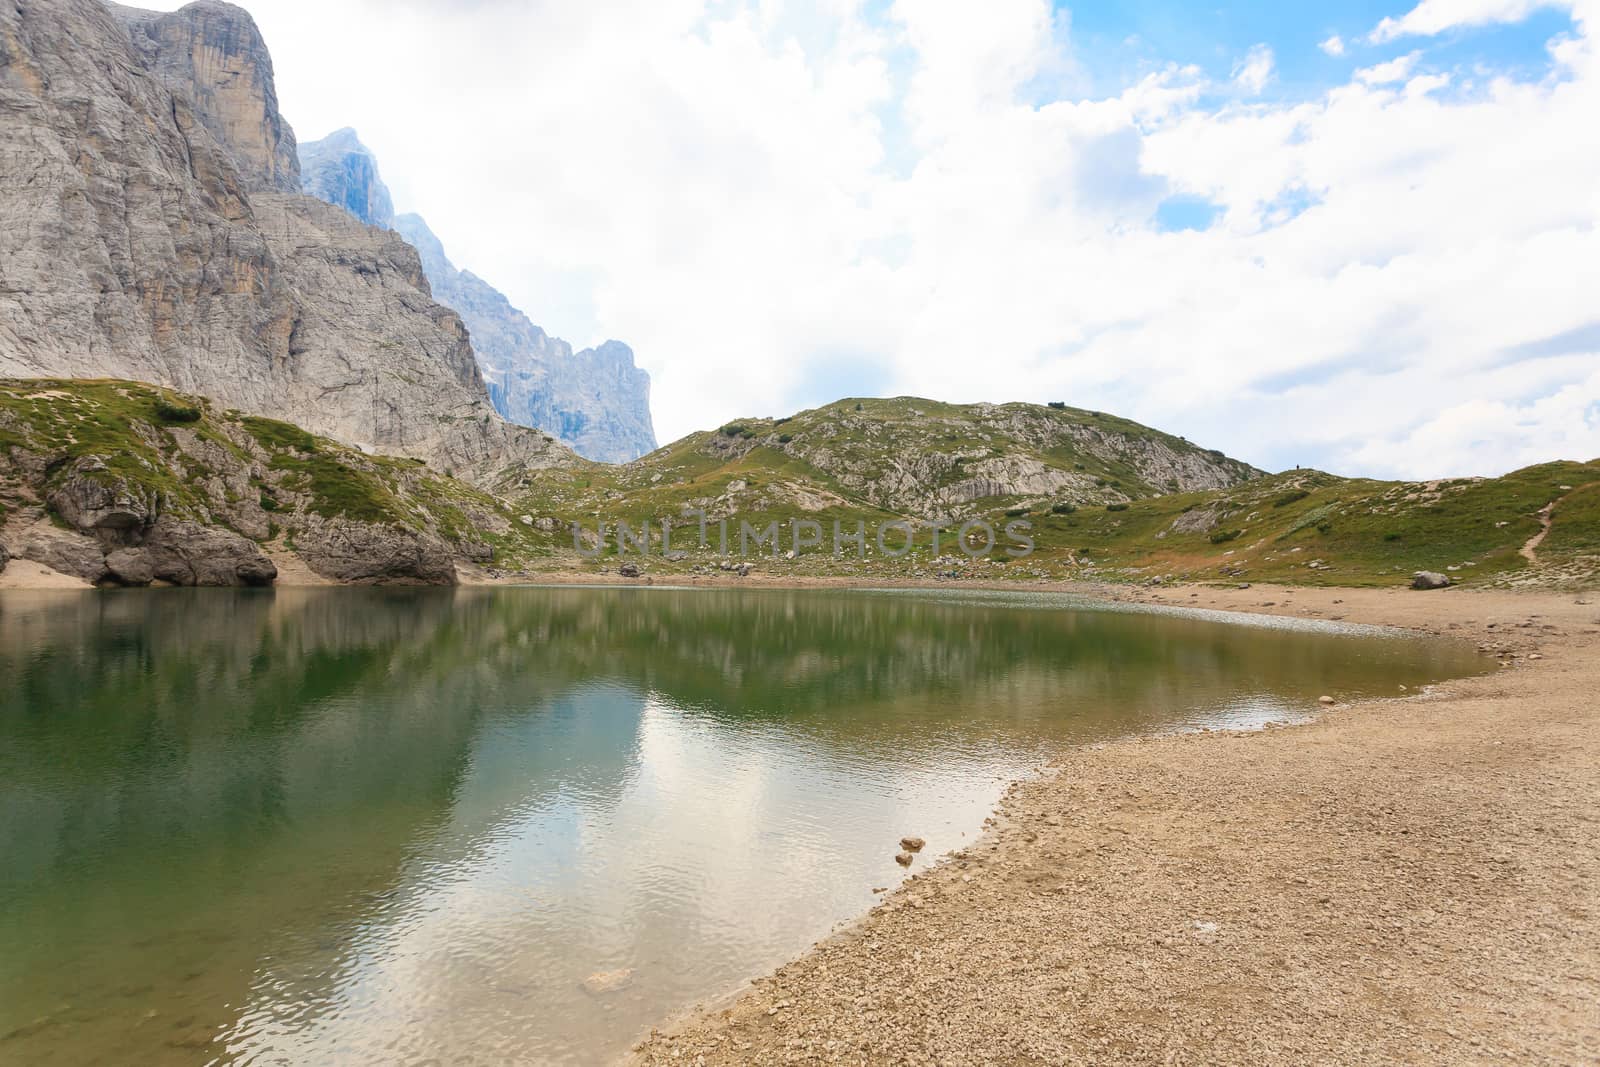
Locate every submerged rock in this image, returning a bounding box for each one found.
[895,851,914,867]
[581,968,634,995]
[899,836,926,852]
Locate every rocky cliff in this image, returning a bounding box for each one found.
[112,0,299,193]
[293,129,658,464]
[0,0,568,484]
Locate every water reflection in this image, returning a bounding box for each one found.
[0,586,1483,1064]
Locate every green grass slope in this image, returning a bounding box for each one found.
[505,394,1598,587]
[5,382,1592,590]
[0,380,569,571]
[508,395,1263,536]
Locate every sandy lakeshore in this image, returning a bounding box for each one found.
[624,583,1600,1066]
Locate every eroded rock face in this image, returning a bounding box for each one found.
[105,547,157,586]
[113,0,300,192]
[0,0,569,484]
[140,520,277,586]
[292,518,458,586]
[19,528,112,584]
[395,214,659,465]
[47,459,161,542]
[0,539,10,574]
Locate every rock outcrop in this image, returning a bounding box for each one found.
[292,518,458,586]
[111,521,279,587]
[615,398,1262,523]
[0,0,569,484]
[293,129,658,463]
[17,527,113,584]
[0,380,574,585]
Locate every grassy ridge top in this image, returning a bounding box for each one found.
[504,396,1597,588]
[512,395,1263,527]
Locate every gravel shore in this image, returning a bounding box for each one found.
[626,584,1600,1066]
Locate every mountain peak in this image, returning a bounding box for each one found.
[113,0,300,192]
[298,129,395,229]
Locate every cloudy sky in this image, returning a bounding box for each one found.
[151,0,1598,476]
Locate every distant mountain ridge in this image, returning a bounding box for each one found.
[297,129,658,464]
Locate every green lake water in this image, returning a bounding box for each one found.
[0,586,1487,1064]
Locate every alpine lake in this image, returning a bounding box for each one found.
[0,585,1488,1064]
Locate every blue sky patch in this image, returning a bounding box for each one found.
[1154,195,1223,233]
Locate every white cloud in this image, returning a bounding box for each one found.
[1319,34,1347,57]
[133,0,1600,479]
[1370,0,1575,43]
[1232,43,1276,94]
[1355,50,1422,83]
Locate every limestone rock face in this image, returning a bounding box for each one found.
[292,518,458,586]
[112,0,300,192]
[139,520,278,586]
[0,0,568,484]
[293,129,658,463]
[18,527,113,583]
[47,458,162,542]
[100,521,278,587]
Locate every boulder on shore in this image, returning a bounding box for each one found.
[292,519,456,585]
[20,528,111,584]
[1411,571,1452,590]
[138,522,277,587]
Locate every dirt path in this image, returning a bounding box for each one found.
[1523,501,1559,563]
[1521,481,1598,564]
[626,585,1600,1066]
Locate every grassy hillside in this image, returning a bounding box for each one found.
[501,400,1598,588]
[0,380,570,579]
[1000,462,1600,588]
[506,395,1262,537]
[5,383,1594,589]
